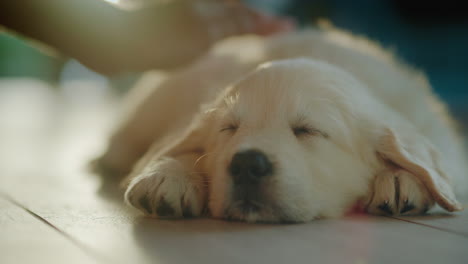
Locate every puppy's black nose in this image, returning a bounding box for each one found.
[229,150,273,183]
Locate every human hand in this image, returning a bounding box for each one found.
[1,0,295,75]
[103,0,295,74]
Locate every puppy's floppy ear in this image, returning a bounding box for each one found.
[164,110,216,157]
[376,128,462,212]
[164,89,232,158]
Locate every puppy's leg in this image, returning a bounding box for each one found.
[366,170,435,216]
[95,70,207,177]
[124,152,206,218]
[96,55,246,177]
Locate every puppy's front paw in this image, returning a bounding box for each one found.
[125,158,205,218]
[366,170,434,216]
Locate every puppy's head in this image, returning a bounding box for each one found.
[177,58,461,223]
[195,59,375,222]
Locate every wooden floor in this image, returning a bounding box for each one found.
[1,79,467,264]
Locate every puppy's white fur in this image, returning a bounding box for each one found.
[97,28,468,222]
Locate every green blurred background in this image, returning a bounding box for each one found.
[0,32,64,83]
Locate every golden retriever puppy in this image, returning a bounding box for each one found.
[96,28,467,222]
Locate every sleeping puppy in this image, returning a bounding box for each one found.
[96,28,468,222]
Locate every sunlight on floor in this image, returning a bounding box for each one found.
[0,78,118,187]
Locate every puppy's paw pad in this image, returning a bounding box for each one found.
[138,195,154,214]
[377,201,393,215]
[155,198,176,217]
[399,199,416,214]
[125,158,204,218]
[366,170,434,216]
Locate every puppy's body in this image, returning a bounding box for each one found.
[98,28,467,222]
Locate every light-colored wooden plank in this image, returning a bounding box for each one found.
[392,206,468,237]
[1,79,467,264]
[5,191,468,264]
[0,196,100,264]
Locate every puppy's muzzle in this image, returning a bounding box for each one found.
[229,149,273,183]
[228,149,273,212]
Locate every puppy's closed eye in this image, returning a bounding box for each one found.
[292,125,328,138]
[220,124,238,133]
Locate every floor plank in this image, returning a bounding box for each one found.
[392,206,468,238]
[0,196,100,264]
[4,189,468,264]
